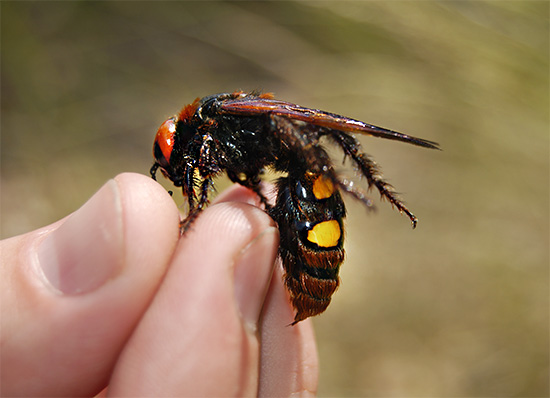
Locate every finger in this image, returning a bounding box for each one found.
[213,183,264,206]
[108,201,279,397]
[212,182,276,210]
[0,173,180,397]
[214,182,319,396]
[258,264,319,397]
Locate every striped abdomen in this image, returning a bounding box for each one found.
[270,171,346,324]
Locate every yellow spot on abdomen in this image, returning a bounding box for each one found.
[307,220,341,248]
[312,175,335,199]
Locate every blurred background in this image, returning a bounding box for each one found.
[1,1,548,396]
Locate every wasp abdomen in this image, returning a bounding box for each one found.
[270,172,346,324]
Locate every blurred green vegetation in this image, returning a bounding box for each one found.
[1,1,548,396]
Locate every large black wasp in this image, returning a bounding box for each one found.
[151,91,439,324]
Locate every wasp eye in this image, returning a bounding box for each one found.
[153,117,177,169]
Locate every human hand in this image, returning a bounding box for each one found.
[1,173,318,397]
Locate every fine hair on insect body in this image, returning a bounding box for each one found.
[151,91,440,324]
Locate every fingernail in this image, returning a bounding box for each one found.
[290,391,317,398]
[234,227,278,331]
[37,180,124,294]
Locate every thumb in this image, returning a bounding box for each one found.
[0,173,180,397]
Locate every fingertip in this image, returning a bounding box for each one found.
[114,172,180,274]
[115,172,180,234]
[213,183,263,206]
[291,319,319,397]
[33,173,181,296]
[259,265,319,397]
[108,201,279,396]
[1,173,182,397]
[213,182,277,208]
[234,226,279,332]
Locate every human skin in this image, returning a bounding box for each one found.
[0,173,318,397]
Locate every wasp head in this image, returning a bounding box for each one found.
[151,99,201,186]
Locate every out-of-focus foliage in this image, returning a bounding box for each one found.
[1,1,548,396]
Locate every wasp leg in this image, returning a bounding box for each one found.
[271,116,334,175]
[180,176,214,233]
[227,171,272,210]
[179,164,203,233]
[180,164,197,206]
[150,163,160,180]
[179,132,223,232]
[328,131,418,228]
[272,117,354,216]
[336,177,375,211]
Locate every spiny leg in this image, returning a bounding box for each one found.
[337,177,375,211]
[271,116,332,175]
[328,130,418,228]
[180,173,214,233]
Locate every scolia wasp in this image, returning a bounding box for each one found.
[151,91,439,324]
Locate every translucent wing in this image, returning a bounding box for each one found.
[220,97,440,150]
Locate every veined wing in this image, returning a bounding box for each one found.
[220,97,440,150]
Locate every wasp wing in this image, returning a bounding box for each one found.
[220,97,439,150]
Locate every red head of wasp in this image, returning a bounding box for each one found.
[151,91,439,324]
